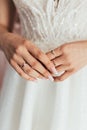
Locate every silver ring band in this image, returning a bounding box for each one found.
[21,62,27,68]
[51,50,56,56]
[52,60,56,66]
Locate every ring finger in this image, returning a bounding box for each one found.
[13,54,43,79]
[10,60,35,81]
[56,64,70,73]
[19,48,53,79]
[51,55,65,67]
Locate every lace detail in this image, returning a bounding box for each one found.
[13,0,87,52]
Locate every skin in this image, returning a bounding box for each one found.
[0,0,57,82]
[46,41,87,82]
[0,0,87,82]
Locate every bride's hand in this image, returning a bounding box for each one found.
[46,41,87,82]
[1,32,57,81]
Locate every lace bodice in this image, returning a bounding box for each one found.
[13,0,87,52]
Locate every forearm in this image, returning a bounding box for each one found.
[0,0,16,50]
[0,25,9,50]
[0,0,16,32]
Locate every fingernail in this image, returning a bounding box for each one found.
[51,67,58,75]
[32,78,38,82]
[34,79,38,82]
[30,79,37,82]
[42,77,47,79]
[41,77,49,81]
[48,75,54,82]
[36,78,39,80]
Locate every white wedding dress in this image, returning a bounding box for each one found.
[1,0,87,130]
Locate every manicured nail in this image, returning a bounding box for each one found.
[42,77,47,79]
[30,79,37,82]
[51,67,58,75]
[34,79,38,82]
[36,78,40,80]
[48,75,54,82]
[32,78,38,81]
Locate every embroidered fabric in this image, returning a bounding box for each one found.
[13,0,87,52]
[1,1,87,130]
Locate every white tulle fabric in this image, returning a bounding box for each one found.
[1,0,87,130]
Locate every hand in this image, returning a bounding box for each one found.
[2,32,57,81]
[46,41,87,82]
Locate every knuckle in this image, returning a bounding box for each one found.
[37,50,44,59]
[71,68,75,72]
[22,39,27,45]
[43,70,48,76]
[16,46,25,54]
[60,45,65,52]
[16,46,21,53]
[68,63,73,68]
[67,62,71,66]
[22,39,30,47]
[47,61,52,67]
[63,54,69,61]
[61,43,68,53]
[26,68,32,74]
[13,53,17,60]
[31,61,38,68]
[67,58,73,65]
[59,76,65,81]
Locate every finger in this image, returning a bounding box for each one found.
[52,56,65,67]
[54,70,73,82]
[10,59,36,81]
[18,48,54,81]
[27,43,57,75]
[46,46,62,60]
[21,63,44,79]
[56,65,70,73]
[13,54,44,79]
